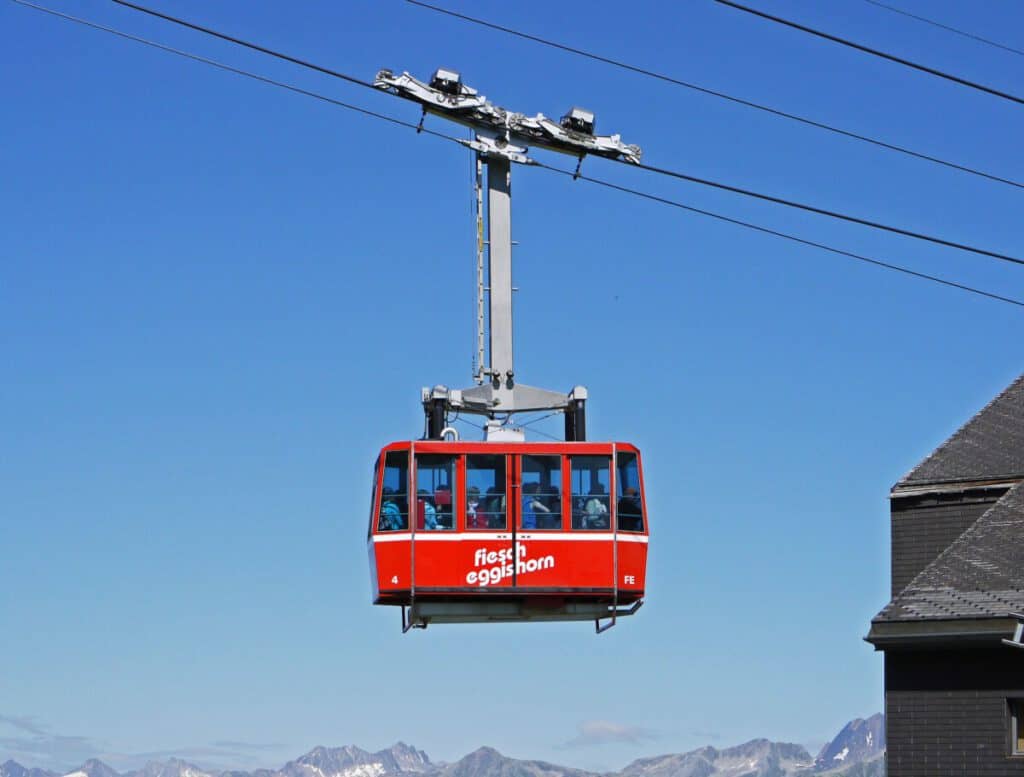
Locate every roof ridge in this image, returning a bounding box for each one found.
[894,372,1024,488]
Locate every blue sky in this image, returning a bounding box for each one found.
[2,0,1023,773]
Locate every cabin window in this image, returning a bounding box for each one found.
[466,454,506,530]
[616,452,644,532]
[1011,699,1024,755]
[368,459,380,538]
[521,455,561,529]
[570,455,611,530]
[378,451,409,532]
[416,454,455,530]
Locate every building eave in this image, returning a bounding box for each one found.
[889,477,1021,499]
[865,616,1016,650]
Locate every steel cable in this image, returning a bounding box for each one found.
[405,0,1024,191]
[863,0,1024,57]
[11,0,1024,310]
[715,0,1024,106]
[102,0,1024,266]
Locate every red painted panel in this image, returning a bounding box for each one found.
[368,540,380,600]
[422,535,517,589]
[515,536,613,588]
[413,535,512,589]
[616,539,648,594]
[372,538,411,599]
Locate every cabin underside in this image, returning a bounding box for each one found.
[394,597,643,631]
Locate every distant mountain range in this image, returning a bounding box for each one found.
[0,714,884,777]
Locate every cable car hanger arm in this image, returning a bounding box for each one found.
[373,68,642,165]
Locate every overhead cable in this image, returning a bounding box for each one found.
[102,0,1024,265]
[536,162,1024,309]
[109,0,380,92]
[404,0,1024,191]
[863,0,1024,58]
[714,0,1024,106]
[625,158,1024,267]
[9,1,456,140]
[11,0,1024,310]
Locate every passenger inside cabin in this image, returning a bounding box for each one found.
[417,489,438,530]
[481,486,496,527]
[617,486,643,532]
[379,486,407,531]
[484,486,506,529]
[521,482,551,529]
[466,486,483,528]
[584,484,610,529]
[434,485,452,529]
[544,485,561,528]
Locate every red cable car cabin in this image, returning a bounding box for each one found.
[367,440,648,630]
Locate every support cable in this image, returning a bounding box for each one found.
[863,0,1024,58]
[527,426,564,443]
[520,411,562,429]
[452,415,485,432]
[404,0,1024,191]
[98,0,1024,264]
[714,0,1024,107]
[11,0,1024,310]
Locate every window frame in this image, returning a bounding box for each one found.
[465,453,508,531]
[368,456,381,539]
[414,452,457,531]
[615,450,645,533]
[569,454,612,531]
[377,449,410,533]
[518,454,564,531]
[1010,698,1024,756]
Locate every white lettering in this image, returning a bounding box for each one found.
[624,575,635,585]
[466,545,556,586]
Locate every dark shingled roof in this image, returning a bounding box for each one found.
[896,372,1024,488]
[874,481,1024,622]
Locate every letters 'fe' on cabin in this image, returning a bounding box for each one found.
[866,373,1024,776]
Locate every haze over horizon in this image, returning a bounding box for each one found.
[0,714,885,775]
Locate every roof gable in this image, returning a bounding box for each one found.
[897,373,1024,488]
[874,481,1024,622]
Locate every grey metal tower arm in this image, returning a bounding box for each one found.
[375,69,641,164]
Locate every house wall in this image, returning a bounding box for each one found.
[889,489,1007,597]
[885,648,1024,777]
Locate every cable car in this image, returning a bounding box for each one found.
[365,67,649,631]
[368,439,647,631]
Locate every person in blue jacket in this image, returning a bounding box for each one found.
[418,489,439,530]
[521,482,551,529]
[379,487,406,531]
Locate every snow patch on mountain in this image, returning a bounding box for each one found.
[813,714,883,772]
[337,768,383,777]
